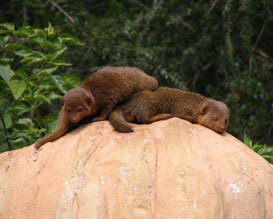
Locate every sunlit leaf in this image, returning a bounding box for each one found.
[15,26,35,37]
[59,34,85,45]
[0,64,15,83]
[0,23,15,33]
[0,58,14,64]
[50,60,71,66]
[41,41,60,50]
[61,73,81,88]
[36,66,58,76]
[243,134,252,148]
[20,55,44,66]
[48,92,62,100]
[46,47,67,61]
[49,75,66,93]
[6,43,34,58]
[34,93,51,104]
[257,147,265,155]
[46,22,56,37]
[8,75,27,99]
[17,118,32,125]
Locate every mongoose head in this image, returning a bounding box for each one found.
[198,99,230,134]
[60,88,95,123]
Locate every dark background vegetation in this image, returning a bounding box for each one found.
[0,0,272,151]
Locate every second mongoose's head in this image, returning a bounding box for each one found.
[197,99,230,134]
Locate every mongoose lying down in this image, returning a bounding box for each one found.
[109,86,230,134]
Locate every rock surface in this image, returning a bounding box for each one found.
[0,118,273,219]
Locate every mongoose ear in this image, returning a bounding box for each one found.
[60,98,65,105]
[228,108,231,114]
[200,105,209,115]
[85,96,92,106]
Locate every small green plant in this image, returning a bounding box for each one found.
[0,23,84,152]
[244,134,273,164]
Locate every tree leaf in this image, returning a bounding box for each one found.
[0,64,15,83]
[36,66,58,76]
[59,34,85,45]
[52,38,63,49]
[15,68,28,79]
[49,75,66,93]
[46,22,56,38]
[32,51,47,60]
[48,92,62,100]
[0,23,15,33]
[14,48,33,57]
[243,134,252,147]
[0,113,12,129]
[20,55,44,66]
[15,26,35,37]
[41,41,60,50]
[257,147,265,155]
[0,58,14,64]
[6,43,34,57]
[0,36,9,47]
[265,147,273,153]
[50,60,71,66]
[46,47,67,62]
[8,75,27,99]
[61,73,81,88]
[34,93,51,104]
[28,36,45,46]
[17,118,32,125]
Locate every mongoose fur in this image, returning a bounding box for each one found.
[109,86,230,134]
[34,66,158,148]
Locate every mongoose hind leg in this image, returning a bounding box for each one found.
[148,113,173,123]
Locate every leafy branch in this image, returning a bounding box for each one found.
[0,22,84,152]
[244,135,273,164]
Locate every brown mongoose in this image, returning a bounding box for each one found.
[109,86,230,134]
[34,66,158,149]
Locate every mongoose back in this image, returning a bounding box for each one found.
[34,66,158,149]
[109,86,230,134]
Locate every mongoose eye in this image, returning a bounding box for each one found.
[78,108,84,113]
[67,108,72,113]
[213,117,218,122]
[225,119,228,124]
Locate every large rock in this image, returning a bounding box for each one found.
[0,118,273,219]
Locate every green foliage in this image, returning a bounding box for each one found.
[244,134,273,164]
[72,0,272,144]
[0,22,83,152]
